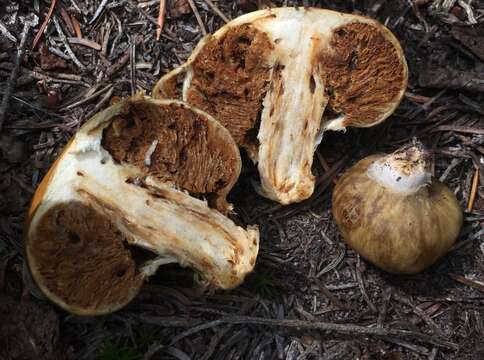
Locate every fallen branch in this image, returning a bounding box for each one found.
[169,315,458,350]
[433,125,484,136]
[32,0,58,50]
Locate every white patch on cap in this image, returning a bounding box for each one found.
[367,145,431,194]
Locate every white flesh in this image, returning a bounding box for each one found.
[155,8,408,204]
[27,98,259,299]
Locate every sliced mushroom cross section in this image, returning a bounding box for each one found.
[25,95,259,315]
[154,8,408,204]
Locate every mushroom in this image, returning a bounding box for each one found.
[153,7,408,204]
[25,95,259,315]
[332,141,463,274]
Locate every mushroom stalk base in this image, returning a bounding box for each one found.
[367,142,431,194]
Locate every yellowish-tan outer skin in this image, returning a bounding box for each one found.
[25,96,259,316]
[153,7,408,205]
[332,156,463,274]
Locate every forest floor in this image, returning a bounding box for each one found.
[0,0,483,359]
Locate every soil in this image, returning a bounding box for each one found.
[0,0,483,359]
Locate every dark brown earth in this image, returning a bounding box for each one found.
[1,0,483,359]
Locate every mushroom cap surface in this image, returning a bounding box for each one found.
[332,154,463,274]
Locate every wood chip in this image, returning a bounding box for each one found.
[67,37,102,50]
[449,273,484,294]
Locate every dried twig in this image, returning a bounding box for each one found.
[316,246,345,278]
[381,336,430,355]
[312,277,348,310]
[84,86,114,120]
[0,22,33,132]
[52,16,85,69]
[356,256,378,313]
[316,150,338,184]
[60,7,75,36]
[89,0,109,25]
[101,21,112,57]
[128,0,159,25]
[0,20,17,43]
[377,288,392,328]
[67,37,102,50]
[168,316,458,350]
[419,65,484,92]
[393,294,445,337]
[156,0,166,41]
[449,273,484,294]
[457,0,477,24]
[187,0,208,36]
[130,39,137,95]
[61,84,113,111]
[72,15,82,38]
[32,0,58,50]
[67,0,82,13]
[433,125,484,136]
[439,158,463,182]
[467,167,479,212]
[202,0,230,23]
[200,326,232,360]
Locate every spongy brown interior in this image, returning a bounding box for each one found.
[319,23,405,127]
[186,24,273,156]
[29,201,144,312]
[102,101,239,201]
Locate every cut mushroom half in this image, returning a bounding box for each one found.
[153,7,408,204]
[25,95,259,316]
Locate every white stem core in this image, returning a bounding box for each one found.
[141,256,178,277]
[367,142,431,194]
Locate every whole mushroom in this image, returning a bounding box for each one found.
[332,141,463,274]
[25,94,259,315]
[153,7,408,204]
